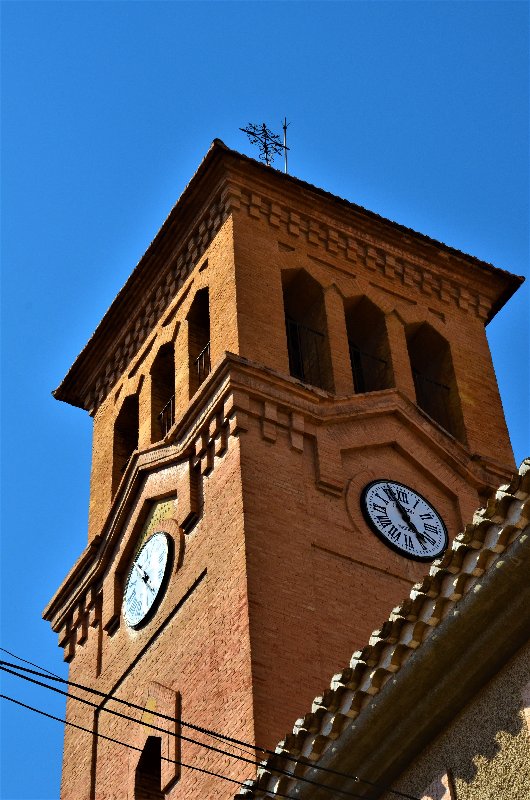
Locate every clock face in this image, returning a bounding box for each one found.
[123,532,172,629]
[361,480,448,562]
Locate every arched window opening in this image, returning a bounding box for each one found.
[187,288,211,397]
[151,343,175,442]
[135,736,164,800]
[282,270,334,392]
[112,394,139,494]
[344,297,394,393]
[406,323,465,441]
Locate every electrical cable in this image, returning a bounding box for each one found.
[0,646,62,678]
[0,693,299,800]
[0,646,252,761]
[0,663,371,800]
[1,651,421,800]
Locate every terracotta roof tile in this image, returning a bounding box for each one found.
[235,458,530,799]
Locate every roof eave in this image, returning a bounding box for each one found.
[53,139,524,409]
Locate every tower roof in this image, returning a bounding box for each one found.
[53,139,524,413]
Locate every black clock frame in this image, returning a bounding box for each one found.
[360,479,449,562]
[123,531,174,630]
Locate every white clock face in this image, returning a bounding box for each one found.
[361,480,448,561]
[123,532,171,629]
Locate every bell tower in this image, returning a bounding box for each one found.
[44,140,522,800]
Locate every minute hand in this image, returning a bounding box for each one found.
[385,485,427,542]
[133,562,155,591]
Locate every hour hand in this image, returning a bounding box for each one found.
[401,509,427,544]
[385,485,425,541]
[134,562,151,584]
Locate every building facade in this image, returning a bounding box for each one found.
[237,460,530,800]
[44,141,524,799]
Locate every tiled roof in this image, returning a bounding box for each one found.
[236,459,530,799]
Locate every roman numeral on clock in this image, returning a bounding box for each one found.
[361,480,448,562]
[387,525,400,542]
[424,523,438,534]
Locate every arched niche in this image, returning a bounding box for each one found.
[150,342,175,442]
[112,393,139,494]
[344,295,394,393]
[135,736,164,800]
[282,269,334,392]
[187,287,211,397]
[406,322,465,441]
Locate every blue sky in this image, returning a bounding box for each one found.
[1,2,528,798]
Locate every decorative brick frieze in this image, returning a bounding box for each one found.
[261,401,278,442]
[288,210,300,237]
[70,164,511,418]
[220,182,242,213]
[249,193,262,219]
[289,412,305,452]
[236,185,491,326]
[84,192,232,415]
[60,584,102,663]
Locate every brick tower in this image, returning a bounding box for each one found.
[44,140,523,800]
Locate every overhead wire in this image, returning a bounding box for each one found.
[0,645,254,759]
[1,649,421,800]
[0,663,370,800]
[0,646,62,678]
[1,693,298,800]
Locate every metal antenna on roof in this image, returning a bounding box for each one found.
[282,117,290,174]
[239,122,290,170]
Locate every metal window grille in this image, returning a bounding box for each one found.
[412,369,452,430]
[348,342,388,393]
[158,394,176,439]
[195,341,211,386]
[286,318,325,388]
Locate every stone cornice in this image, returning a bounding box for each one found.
[44,352,513,641]
[232,180,502,322]
[52,141,523,417]
[235,460,530,799]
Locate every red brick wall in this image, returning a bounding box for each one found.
[53,165,518,798]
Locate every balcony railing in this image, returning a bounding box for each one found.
[412,369,452,430]
[286,318,325,388]
[195,341,211,386]
[348,342,388,394]
[120,451,135,475]
[158,394,176,439]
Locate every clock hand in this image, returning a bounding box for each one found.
[385,484,411,522]
[133,562,152,585]
[385,484,428,545]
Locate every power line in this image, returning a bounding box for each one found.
[0,646,62,679]
[0,644,250,759]
[0,663,371,800]
[1,651,420,800]
[0,693,296,800]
